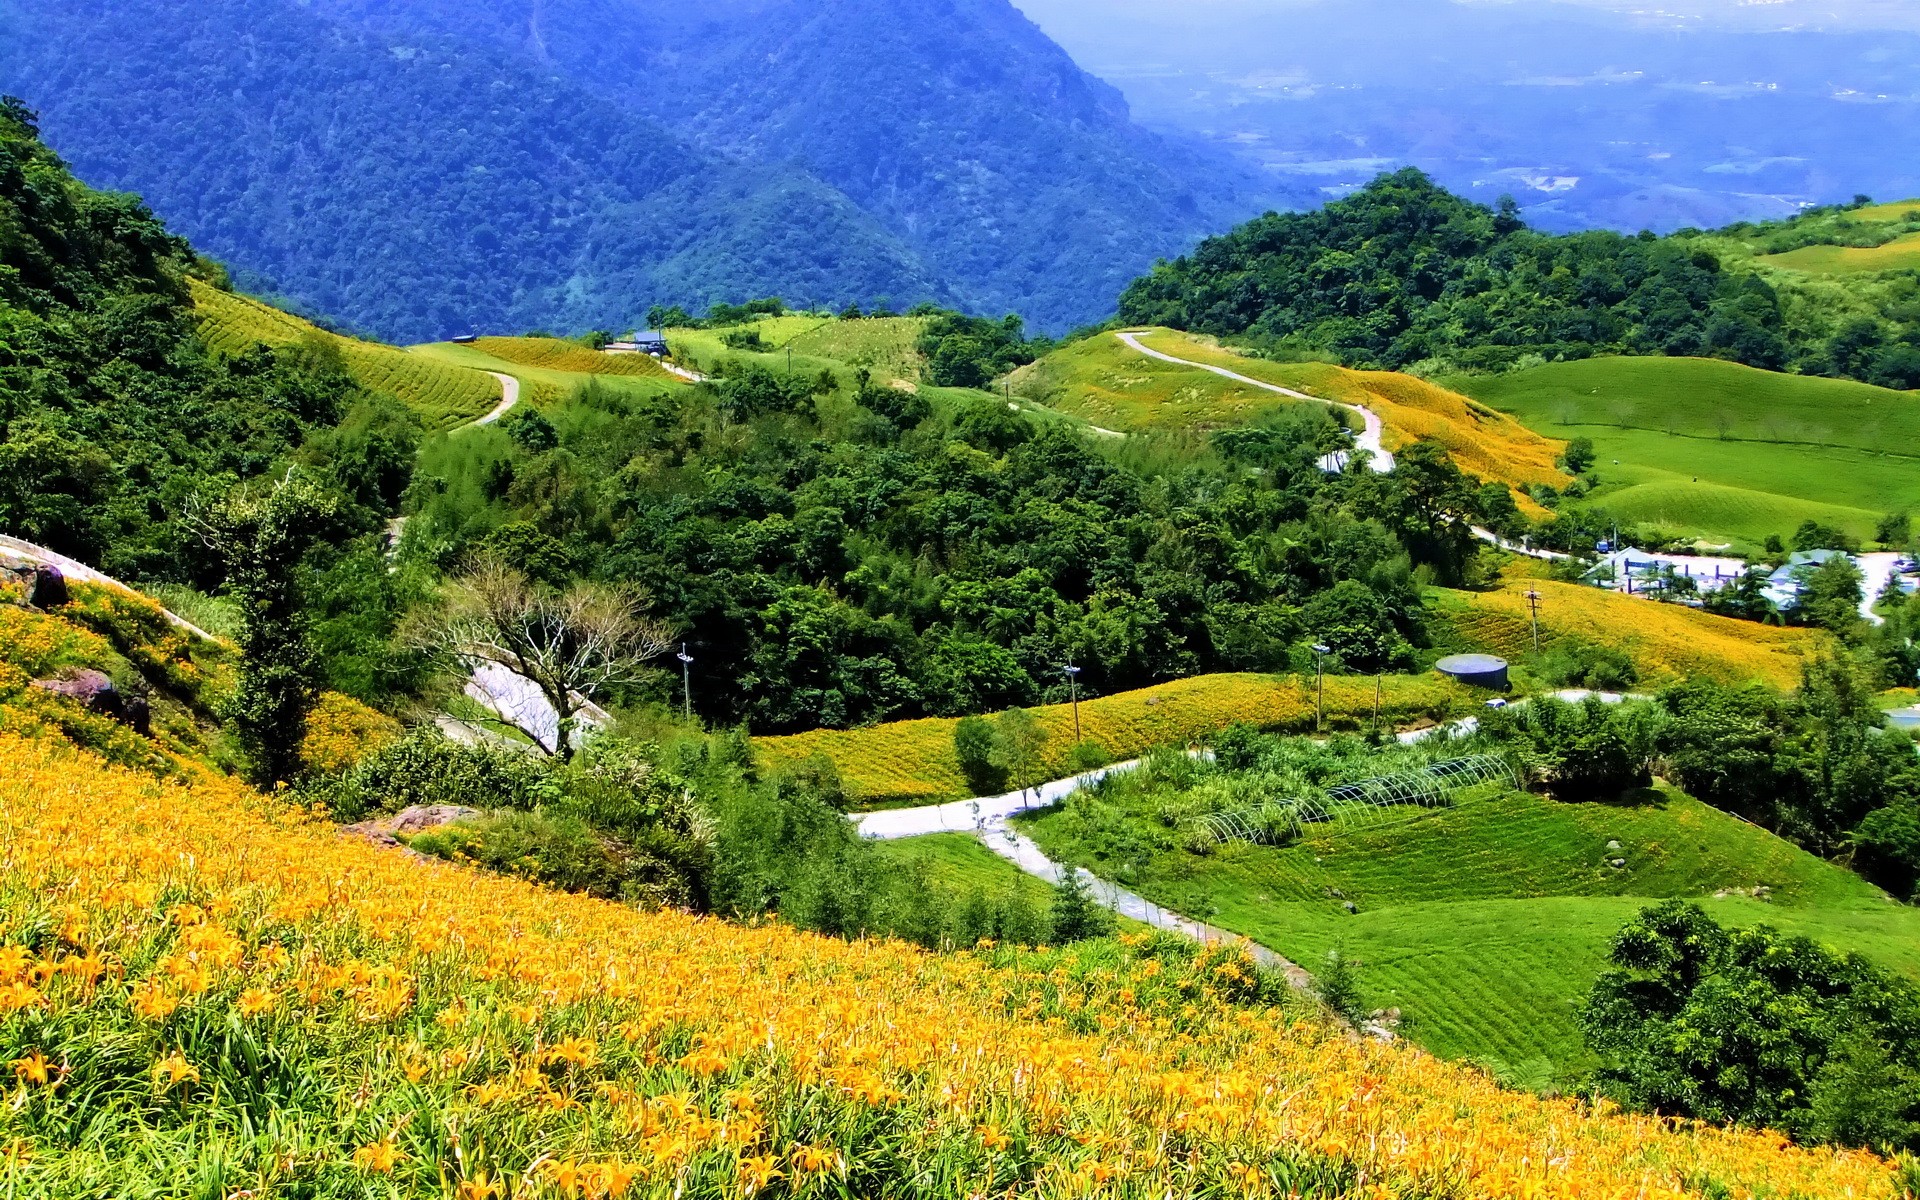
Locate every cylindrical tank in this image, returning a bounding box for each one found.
[1435,653,1510,691]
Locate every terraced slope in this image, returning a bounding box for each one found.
[1758,198,1920,274]
[3,732,1898,1198]
[1017,329,1569,496]
[1449,355,1920,546]
[470,337,682,381]
[189,280,502,430]
[408,339,684,408]
[1022,778,1920,1080]
[1433,571,1826,689]
[757,673,1472,808]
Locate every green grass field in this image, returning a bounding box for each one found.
[1763,232,1920,275]
[1019,780,1920,1078]
[871,833,1057,905]
[1448,355,1920,546]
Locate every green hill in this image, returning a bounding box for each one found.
[1447,355,1920,545]
[1020,776,1920,1079]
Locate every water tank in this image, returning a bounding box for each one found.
[1436,654,1510,691]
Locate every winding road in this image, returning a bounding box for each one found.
[1115,331,1395,473]
[469,372,522,427]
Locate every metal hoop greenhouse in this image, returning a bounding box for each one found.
[1196,755,1518,847]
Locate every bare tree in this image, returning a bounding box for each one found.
[406,557,673,760]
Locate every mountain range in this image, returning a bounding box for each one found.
[0,0,1294,341]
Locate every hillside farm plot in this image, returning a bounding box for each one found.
[1021,773,1920,1078]
[1431,573,1825,689]
[408,340,683,409]
[756,672,1473,809]
[471,337,683,381]
[1762,231,1920,275]
[190,280,502,430]
[1,734,1900,1198]
[1450,355,1920,546]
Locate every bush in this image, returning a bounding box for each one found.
[1048,870,1113,943]
[1537,639,1639,692]
[408,810,633,898]
[299,729,555,822]
[954,715,1002,794]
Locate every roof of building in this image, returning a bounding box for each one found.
[1436,654,1508,673]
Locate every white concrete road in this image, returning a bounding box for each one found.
[1115,331,1395,473]
[0,534,221,643]
[1858,552,1910,627]
[469,372,521,427]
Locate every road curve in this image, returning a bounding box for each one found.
[467,372,522,428]
[1115,331,1395,472]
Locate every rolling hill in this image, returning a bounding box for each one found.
[1014,328,1570,498]
[1448,355,1920,546]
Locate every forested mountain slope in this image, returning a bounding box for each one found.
[0,0,946,342]
[1121,171,1920,388]
[0,0,1289,339]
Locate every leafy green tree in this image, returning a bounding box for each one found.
[1301,579,1413,673]
[1048,869,1112,943]
[992,707,1049,793]
[1792,555,1865,634]
[1558,436,1597,475]
[190,472,341,786]
[1581,900,1920,1153]
[1361,440,1482,584]
[953,715,1003,795]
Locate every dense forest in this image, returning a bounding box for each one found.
[407,366,1501,733]
[1121,170,1920,389]
[0,0,1291,339]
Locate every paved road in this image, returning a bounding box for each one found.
[1115,331,1395,473]
[1858,552,1910,628]
[469,372,521,427]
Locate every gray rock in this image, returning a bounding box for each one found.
[27,565,68,608]
[1343,900,1359,914]
[343,805,480,850]
[1610,858,1627,869]
[32,668,120,718]
[1606,839,1622,851]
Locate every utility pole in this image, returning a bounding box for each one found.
[676,644,694,724]
[1524,590,1543,652]
[1312,644,1331,733]
[1063,662,1083,743]
[1373,672,1383,732]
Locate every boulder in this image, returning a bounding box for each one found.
[27,565,68,608]
[343,804,479,850]
[31,668,122,719]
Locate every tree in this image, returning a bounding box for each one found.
[1558,436,1596,475]
[1792,555,1864,635]
[1580,900,1920,1153]
[953,715,1003,795]
[992,707,1049,794]
[1048,869,1111,943]
[406,557,673,761]
[190,472,340,787]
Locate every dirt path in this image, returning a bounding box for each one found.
[1115,331,1395,472]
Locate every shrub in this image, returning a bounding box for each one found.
[300,729,554,821]
[408,810,634,899]
[953,715,1002,794]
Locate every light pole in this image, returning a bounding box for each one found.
[1062,662,1083,743]
[1523,589,1543,652]
[1312,644,1331,732]
[676,644,694,724]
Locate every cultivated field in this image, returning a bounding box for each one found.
[1450,355,1920,546]
[1017,330,1569,497]
[1433,571,1826,688]
[409,340,682,409]
[2,733,1898,1197]
[1764,232,1920,275]
[756,673,1474,808]
[471,337,683,381]
[189,280,502,430]
[1021,777,1920,1079]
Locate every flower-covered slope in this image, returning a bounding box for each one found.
[0,733,1900,1198]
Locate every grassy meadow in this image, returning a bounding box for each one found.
[1449,355,1920,546]
[190,280,503,430]
[1758,198,1920,274]
[1019,774,1920,1080]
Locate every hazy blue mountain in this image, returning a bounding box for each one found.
[1017,0,1920,233]
[0,0,1299,339]
[0,0,952,342]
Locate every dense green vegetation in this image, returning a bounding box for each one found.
[1121,172,1920,389]
[1585,900,1920,1156]
[402,344,1530,732]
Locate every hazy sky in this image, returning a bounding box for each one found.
[1015,0,1920,35]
